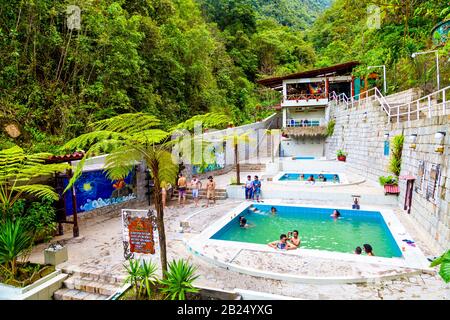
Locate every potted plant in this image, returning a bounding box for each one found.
[379,176,399,195]
[336,149,347,162]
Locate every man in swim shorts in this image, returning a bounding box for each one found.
[177,173,187,207]
[268,234,297,250]
[206,176,216,207]
[190,175,202,207]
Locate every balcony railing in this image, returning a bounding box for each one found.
[285,118,326,127]
[285,93,327,102]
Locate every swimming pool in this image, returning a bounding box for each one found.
[278,173,340,183]
[210,204,402,258]
[292,156,315,160]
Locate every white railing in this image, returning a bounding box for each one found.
[285,118,326,127]
[387,86,449,125]
[329,86,450,126]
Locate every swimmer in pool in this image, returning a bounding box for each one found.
[331,209,341,219]
[299,174,305,181]
[363,244,375,256]
[287,230,301,247]
[270,207,277,215]
[268,234,297,250]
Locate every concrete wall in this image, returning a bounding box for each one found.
[325,98,449,252]
[280,136,325,158]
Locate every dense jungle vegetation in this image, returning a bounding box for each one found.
[0,0,448,152]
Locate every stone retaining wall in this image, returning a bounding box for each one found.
[326,99,449,253]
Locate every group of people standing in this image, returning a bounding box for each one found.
[162,173,217,208]
[244,175,262,202]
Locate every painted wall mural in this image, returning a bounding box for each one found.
[63,169,136,216]
[192,145,225,174]
[432,20,449,47]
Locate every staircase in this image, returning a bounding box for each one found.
[173,188,227,200]
[53,266,126,300]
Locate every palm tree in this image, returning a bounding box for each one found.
[63,112,228,275]
[0,146,70,220]
[223,131,253,185]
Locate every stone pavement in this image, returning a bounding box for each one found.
[29,198,449,300]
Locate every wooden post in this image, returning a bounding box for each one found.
[67,162,79,237]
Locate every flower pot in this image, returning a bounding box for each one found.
[337,155,346,162]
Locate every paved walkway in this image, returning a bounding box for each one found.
[29,198,449,300]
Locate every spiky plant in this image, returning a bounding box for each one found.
[0,218,33,277]
[0,146,71,220]
[138,259,158,299]
[63,112,229,275]
[160,259,199,300]
[124,259,142,299]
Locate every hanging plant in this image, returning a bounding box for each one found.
[389,134,404,177]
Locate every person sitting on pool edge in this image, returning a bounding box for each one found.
[307,175,315,182]
[287,230,301,247]
[352,197,360,210]
[318,174,325,182]
[331,209,341,218]
[333,174,339,183]
[355,246,362,255]
[363,244,375,256]
[268,234,297,250]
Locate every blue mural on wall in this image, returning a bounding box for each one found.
[63,169,136,216]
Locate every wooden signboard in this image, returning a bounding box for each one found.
[121,209,157,260]
[128,217,155,254]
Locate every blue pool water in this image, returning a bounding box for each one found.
[293,156,315,160]
[279,173,340,182]
[211,204,402,258]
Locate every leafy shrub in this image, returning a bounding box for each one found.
[124,258,159,299]
[20,198,57,243]
[326,119,335,137]
[336,149,347,157]
[379,176,398,186]
[0,219,33,277]
[430,250,450,283]
[160,259,199,300]
[389,134,404,177]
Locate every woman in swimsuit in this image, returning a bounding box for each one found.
[268,234,297,250]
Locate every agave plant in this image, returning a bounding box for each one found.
[160,259,199,300]
[430,250,450,283]
[124,259,142,299]
[0,218,33,277]
[138,259,158,299]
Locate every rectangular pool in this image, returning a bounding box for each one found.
[278,173,340,183]
[210,204,402,258]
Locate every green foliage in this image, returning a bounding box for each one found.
[0,219,33,277]
[336,149,347,157]
[389,134,404,177]
[0,145,70,219]
[124,258,159,299]
[20,199,57,243]
[430,250,450,283]
[326,119,335,137]
[160,259,199,300]
[378,175,398,186]
[309,0,450,93]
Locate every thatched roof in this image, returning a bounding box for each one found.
[283,126,327,137]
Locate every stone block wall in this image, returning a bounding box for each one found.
[326,98,449,253]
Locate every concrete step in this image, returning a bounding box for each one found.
[53,288,109,300]
[63,277,120,296]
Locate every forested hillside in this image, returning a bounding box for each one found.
[309,0,450,92]
[0,0,448,153]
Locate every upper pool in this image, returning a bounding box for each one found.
[292,156,315,160]
[211,204,402,258]
[278,173,340,183]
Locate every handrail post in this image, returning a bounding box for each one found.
[417,100,420,120]
[428,95,432,118]
[443,88,446,115]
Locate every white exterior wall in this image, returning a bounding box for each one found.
[280,136,325,158]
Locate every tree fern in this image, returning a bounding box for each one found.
[0,146,70,219]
